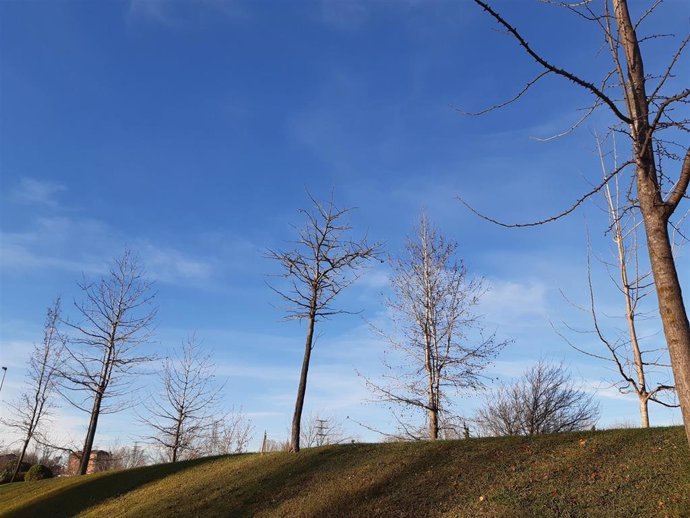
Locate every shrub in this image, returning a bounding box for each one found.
[0,460,26,484]
[476,360,600,436]
[0,464,14,484]
[24,464,53,481]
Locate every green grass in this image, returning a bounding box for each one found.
[1,427,689,517]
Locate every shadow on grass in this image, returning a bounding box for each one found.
[71,447,354,518]
[195,447,355,518]
[2,455,224,518]
[304,440,485,518]
[305,429,690,518]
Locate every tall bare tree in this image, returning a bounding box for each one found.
[467,0,690,446]
[365,215,507,440]
[2,298,64,482]
[60,251,156,475]
[142,335,222,462]
[476,360,600,437]
[267,193,380,452]
[559,136,677,427]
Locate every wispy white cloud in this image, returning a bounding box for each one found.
[10,177,66,207]
[0,214,222,287]
[353,264,389,290]
[137,241,215,284]
[127,0,246,25]
[0,340,35,370]
[479,278,550,327]
[581,379,634,402]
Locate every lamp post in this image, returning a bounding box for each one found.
[0,366,7,396]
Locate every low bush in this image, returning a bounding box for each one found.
[0,461,24,484]
[24,464,53,481]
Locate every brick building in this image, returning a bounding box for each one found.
[67,450,111,475]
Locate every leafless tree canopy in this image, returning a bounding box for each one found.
[108,443,149,470]
[365,214,508,440]
[267,193,381,322]
[2,298,65,482]
[476,361,600,437]
[60,250,156,475]
[142,335,224,463]
[558,136,677,427]
[300,413,349,448]
[468,0,690,447]
[199,411,254,457]
[267,193,380,452]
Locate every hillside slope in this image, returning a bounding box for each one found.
[1,427,689,518]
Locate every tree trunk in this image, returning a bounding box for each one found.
[172,414,183,462]
[10,437,30,483]
[290,312,316,453]
[611,0,690,447]
[641,210,690,445]
[428,407,439,440]
[79,391,104,475]
[639,395,650,429]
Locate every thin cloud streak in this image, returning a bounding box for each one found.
[9,177,66,207]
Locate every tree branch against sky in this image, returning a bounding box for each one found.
[141,334,224,462]
[468,0,690,447]
[557,135,677,427]
[59,251,157,475]
[364,214,508,440]
[2,298,64,482]
[267,193,381,452]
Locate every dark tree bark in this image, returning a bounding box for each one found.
[290,312,316,452]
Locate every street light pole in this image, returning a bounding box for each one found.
[0,366,7,396]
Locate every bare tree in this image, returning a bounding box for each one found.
[300,413,348,448]
[108,442,148,470]
[199,410,254,456]
[364,215,507,440]
[261,437,291,453]
[60,251,156,475]
[467,0,690,445]
[2,298,64,482]
[267,193,380,452]
[559,136,677,427]
[142,335,222,462]
[476,360,600,437]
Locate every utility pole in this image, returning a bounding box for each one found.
[315,419,329,446]
[260,431,267,454]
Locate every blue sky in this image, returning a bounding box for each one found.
[1,0,688,451]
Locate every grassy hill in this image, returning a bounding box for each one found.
[1,426,689,518]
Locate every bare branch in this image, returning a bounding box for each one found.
[458,160,633,228]
[472,0,632,123]
[476,361,600,436]
[454,70,551,116]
